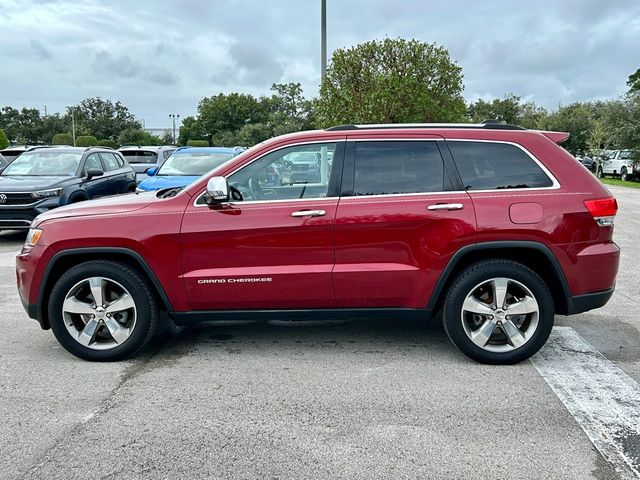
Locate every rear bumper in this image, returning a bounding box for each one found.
[567,287,615,315]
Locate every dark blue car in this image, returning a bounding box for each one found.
[0,147,136,231]
[136,146,245,192]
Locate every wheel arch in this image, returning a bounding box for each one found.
[427,241,572,316]
[37,247,174,329]
[67,190,88,203]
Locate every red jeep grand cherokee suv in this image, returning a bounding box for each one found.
[16,123,620,364]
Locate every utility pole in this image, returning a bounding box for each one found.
[321,0,327,84]
[169,114,180,143]
[71,109,76,147]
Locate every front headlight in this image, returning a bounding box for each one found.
[31,188,63,199]
[25,228,43,247]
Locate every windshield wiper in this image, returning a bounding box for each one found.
[157,186,185,199]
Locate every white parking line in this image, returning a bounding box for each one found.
[531,326,640,479]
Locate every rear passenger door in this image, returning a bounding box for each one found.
[333,138,476,309]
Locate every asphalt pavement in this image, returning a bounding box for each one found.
[1,185,638,480]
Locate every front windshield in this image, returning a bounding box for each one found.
[157,152,234,176]
[2,151,82,176]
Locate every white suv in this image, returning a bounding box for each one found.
[598,149,639,181]
[118,146,176,183]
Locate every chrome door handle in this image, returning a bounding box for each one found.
[291,209,326,217]
[427,203,464,211]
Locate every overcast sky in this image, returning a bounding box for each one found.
[1,0,639,129]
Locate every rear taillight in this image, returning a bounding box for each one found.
[584,197,618,226]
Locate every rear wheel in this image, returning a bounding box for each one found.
[443,259,554,364]
[48,260,158,361]
[621,167,628,181]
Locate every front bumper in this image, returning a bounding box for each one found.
[0,199,61,230]
[16,244,54,329]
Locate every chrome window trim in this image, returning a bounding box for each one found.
[192,137,561,207]
[445,139,561,191]
[193,140,343,208]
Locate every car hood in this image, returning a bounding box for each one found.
[138,175,199,191]
[0,175,76,192]
[33,191,157,226]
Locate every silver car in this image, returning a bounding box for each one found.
[118,146,176,183]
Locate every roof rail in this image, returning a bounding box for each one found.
[86,146,115,150]
[326,121,525,131]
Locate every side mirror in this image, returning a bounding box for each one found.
[146,167,158,176]
[204,176,229,205]
[86,168,104,179]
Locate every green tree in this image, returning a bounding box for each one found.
[159,130,174,145]
[118,128,160,146]
[67,97,141,141]
[317,38,466,126]
[0,128,9,149]
[97,139,118,148]
[197,92,268,145]
[52,133,73,145]
[186,140,209,147]
[468,94,521,124]
[467,94,548,129]
[76,135,98,147]
[540,103,594,154]
[235,123,272,146]
[177,116,204,146]
[627,68,640,94]
[267,82,316,135]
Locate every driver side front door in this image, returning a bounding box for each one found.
[180,141,345,311]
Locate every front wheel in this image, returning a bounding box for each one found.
[596,167,604,178]
[443,259,554,364]
[48,260,158,361]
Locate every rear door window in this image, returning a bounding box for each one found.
[352,141,447,195]
[447,141,553,190]
[100,153,121,171]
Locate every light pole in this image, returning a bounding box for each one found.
[169,114,180,144]
[321,0,327,83]
[71,109,76,147]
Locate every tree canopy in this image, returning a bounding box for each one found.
[317,38,466,126]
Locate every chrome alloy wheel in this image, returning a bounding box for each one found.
[461,277,539,353]
[62,277,137,350]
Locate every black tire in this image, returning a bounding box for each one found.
[442,259,554,365]
[621,167,628,181]
[596,167,604,178]
[48,260,158,361]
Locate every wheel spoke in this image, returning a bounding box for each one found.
[63,296,95,316]
[103,317,130,344]
[507,296,538,316]
[462,296,494,316]
[77,318,100,347]
[106,293,135,315]
[89,278,105,307]
[502,320,526,348]
[470,318,498,347]
[492,278,509,309]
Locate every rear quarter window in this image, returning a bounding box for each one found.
[448,141,553,190]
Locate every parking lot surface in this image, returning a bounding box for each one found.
[1,186,639,479]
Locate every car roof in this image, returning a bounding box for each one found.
[119,145,175,151]
[173,146,241,154]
